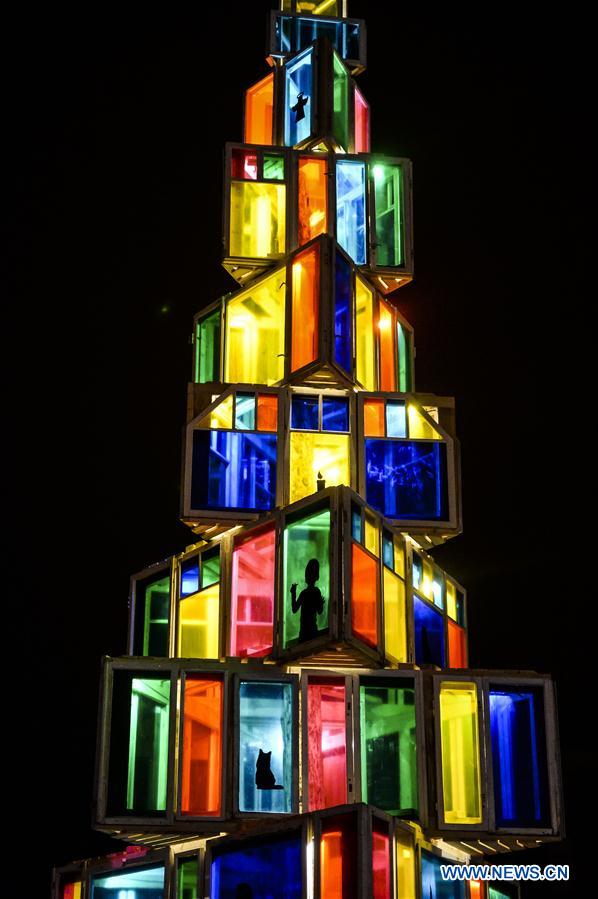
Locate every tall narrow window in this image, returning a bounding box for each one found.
[332,51,350,151]
[397,320,411,392]
[354,87,370,153]
[320,813,358,899]
[351,543,378,648]
[439,681,482,825]
[307,678,347,810]
[372,822,391,899]
[373,163,403,267]
[285,48,313,146]
[229,181,286,260]
[245,74,274,145]
[448,620,467,668]
[298,157,328,244]
[334,251,352,373]
[355,278,376,390]
[395,831,417,899]
[195,308,221,384]
[238,680,294,813]
[177,857,199,899]
[230,525,275,658]
[292,244,320,371]
[181,675,223,817]
[224,270,286,385]
[383,568,407,663]
[336,160,366,264]
[132,571,171,657]
[413,596,445,668]
[283,507,331,647]
[378,299,397,391]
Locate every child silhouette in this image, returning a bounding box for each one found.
[290,558,325,643]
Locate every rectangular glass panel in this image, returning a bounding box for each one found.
[245,73,274,145]
[364,398,385,437]
[408,404,442,440]
[373,163,403,266]
[439,681,482,825]
[421,851,466,899]
[397,321,411,392]
[177,857,199,899]
[298,156,328,243]
[229,181,286,260]
[364,512,378,556]
[489,890,510,899]
[178,585,220,659]
[91,865,166,898]
[224,270,286,385]
[107,672,170,817]
[257,394,278,431]
[354,87,370,153]
[394,535,405,577]
[201,549,221,588]
[334,251,352,373]
[195,309,221,384]
[489,685,550,828]
[446,581,458,621]
[180,557,200,597]
[379,299,397,391]
[206,394,233,430]
[332,51,350,150]
[289,431,349,502]
[386,400,406,438]
[292,393,320,430]
[307,679,347,810]
[364,439,448,521]
[351,505,362,542]
[264,154,285,180]
[181,676,223,816]
[238,680,294,813]
[292,244,320,371]
[133,572,170,657]
[232,148,258,180]
[355,278,376,390]
[396,831,417,899]
[235,393,256,430]
[285,47,313,146]
[448,621,467,669]
[413,595,445,667]
[283,507,331,647]
[62,883,82,899]
[320,814,358,899]
[372,823,391,899]
[384,568,407,663]
[191,431,277,512]
[359,680,418,814]
[210,834,302,898]
[230,525,275,658]
[336,160,366,264]
[469,882,483,899]
[322,396,349,432]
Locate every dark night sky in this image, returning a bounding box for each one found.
[5,2,592,895]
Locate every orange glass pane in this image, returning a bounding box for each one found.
[245,74,274,145]
[354,88,370,153]
[448,620,467,668]
[181,675,223,816]
[364,399,385,437]
[379,300,397,391]
[372,827,391,899]
[291,244,320,371]
[320,816,357,899]
[257,394,278,431]
[351,543,378,648]
[307,680,347,811]
[469,882,484,899]
[298,157,328,244]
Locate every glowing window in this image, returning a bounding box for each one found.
[292,244,320,371]
[181,675,223,816]
[354,87,370,153]
[364,439,448,521]
[373,163,404,267]
[384,568,407,663]
[298,157,328,244]
[408,404,442,440]
[91,865,166,897]
[364,399,385,437]
[332,51,350,150]
[351,542,378,648]
[448,621,467,668]
[231,148,258,180]
[414,595,445,667]
[355,278,376,390]
[336,160,366,265]
[62,883,82,899]
[285,47,313,146]
[195,308,221,384]
[257,394,279,431]
[177,857,199,899]
[264,154,285,180]
[238,680,294,813]
[439,682,482,825]
[334,251,352,372]
[307,678,347,810]
[422,852,466,899]
[210,833,302,898]
[292,394,319,430]
[229,181,286,261]
[372,821,391,899]
[230,525,275,658]
[289,431,350,502]
[282,507,331,647]
[235,393,256,430]
[395,831,417,899]
[132,571,170,657]
[320,813,358,899]
[178,583,220,659]
[379,299,397,391]
[245,73,274,145]
[397,321,412,392]
[224,270,286,385]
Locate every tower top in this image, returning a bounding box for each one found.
[281,0,348,19]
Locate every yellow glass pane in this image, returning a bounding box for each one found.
[230,181,286,259]
[289,432,350,502]
[384,568,407,663]
[396,832,416,899]
[408,404,442,440]
[177,585,220,659]
[439,681,482,824]
[355,278,376,391]
[446,581,457,621]
[198,394,233,430]
[224,270,286,385]
[422,558,434,600]
[295,0,343,14]
[364,512,379,557]
[245,74,274,145]
[393,535,405,578]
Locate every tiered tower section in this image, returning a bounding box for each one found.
[54,3,564,898]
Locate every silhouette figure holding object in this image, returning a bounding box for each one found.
[291,91,309,123]
[290,558,325,643]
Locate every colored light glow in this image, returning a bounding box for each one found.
[421,851,466,899]
[230,525,275,658]
[364,399,385,437]
[298,157,328,244]
[62,883,82,899]
[320,815,358,899]
[257,394,278,431]
[193,428,278,512]
[364,513,379,556]
[210,834,302,899]
[229,181,286,260]
[439,682,482,825]
[332,51,350,150]
[446,581,458,621]
[469,881,484,899]
[379,300,397,391]
[307,680,347,810]
[289,431,350,503]
[351,542,378,648]
[354,88,370,153]
[336,161,367,265]
[224,270,286,385]
[364,439,448,521]
[373,163,403,267]
[177,857,199,899]
[413,595,445,667]
[245,74,274,145]
[355,278,376,390]
[195,308,221,384]
[291,244,320,371]
[134,572,170,657]
[177,584,220,659]
[408,404,442,440]
[285,47,313,146]
[334,250,352,373]
[238,681,294,813]
[181,676,223,816]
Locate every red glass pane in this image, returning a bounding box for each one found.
[230,525,275,657]
[354,88,370,153]
[307,679,347,811]
[364,399,385,436]
[379,300,397,391]
[257,394,278,431]
[372,826,391,899]
[320,815,358,899]
[292,244,320,371]
[231,148,258,180]
[181,676,223,816]
[62,885,76,899]
[351,543,378,648]
[298,156,328,244]
[448,620,467,668]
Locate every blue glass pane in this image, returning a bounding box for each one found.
[322,397,349,431]
[91,865,165,898]
[211,834,302,899]
[489,687,550,828]
[191,431,277,512]
[382,531,394,569]
[291,394,319,430]
[351,507,363,543]
[273,15,361,64]
[364,439,449,521]
[413,596,445,667]
[236,393,256,430]
[239,681,294,813]
[334,252,352,372]
[336,161,366,265]
[180,557,200,597]
[421,851,466,899]
[385,401,406,438]
[284,48,312,146]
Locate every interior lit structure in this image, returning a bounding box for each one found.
[54,2,563,897]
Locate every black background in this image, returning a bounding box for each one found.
[5,1,592,895]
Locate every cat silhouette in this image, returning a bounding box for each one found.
[255,748,284,790]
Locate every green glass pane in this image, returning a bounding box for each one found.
[201,548,221,588]
[195,309,221,383]
[283,508,330,647]
[373,163,403,267]
[489,890,509,899]
[397,322,411,392]
[264,154,285,181]
[177,857,199,899]
[332,52,349,151]
[235,393,256,430]
[141,575,170,657]
[359,681,417,814]
[127,678,170,812]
